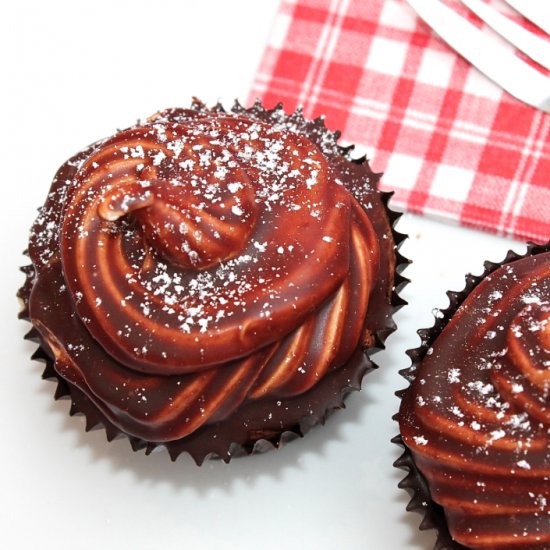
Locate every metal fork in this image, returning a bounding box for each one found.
[406,0,550,113]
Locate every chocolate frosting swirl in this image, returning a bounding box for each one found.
[27,103,395,444]
[400,252,550,549]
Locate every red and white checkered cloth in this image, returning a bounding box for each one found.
[249,0,550,243]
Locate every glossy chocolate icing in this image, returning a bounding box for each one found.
[21,101,401,458]
[399,249,550,549]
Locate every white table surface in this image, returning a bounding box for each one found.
[2,1,523,549]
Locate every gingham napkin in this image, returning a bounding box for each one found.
[249,0,550,243]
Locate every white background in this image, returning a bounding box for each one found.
[2,2,523,549]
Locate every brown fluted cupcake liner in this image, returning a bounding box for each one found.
[18,99,409,465]
[393,240,550,550]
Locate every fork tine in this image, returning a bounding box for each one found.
[460,0,550,71]
[502,0,550,35]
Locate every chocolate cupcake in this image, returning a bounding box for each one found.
[19,99,406,463]
[396,242,550,549]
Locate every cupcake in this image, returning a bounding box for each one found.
[396,242,550,549]
[19,99,406,463]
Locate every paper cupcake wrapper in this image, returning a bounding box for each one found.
[18,99,409,465]
[393,240,550,549]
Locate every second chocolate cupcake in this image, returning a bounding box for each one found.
[396,243,550,549]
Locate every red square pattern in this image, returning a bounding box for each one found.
[249,0,550,243]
